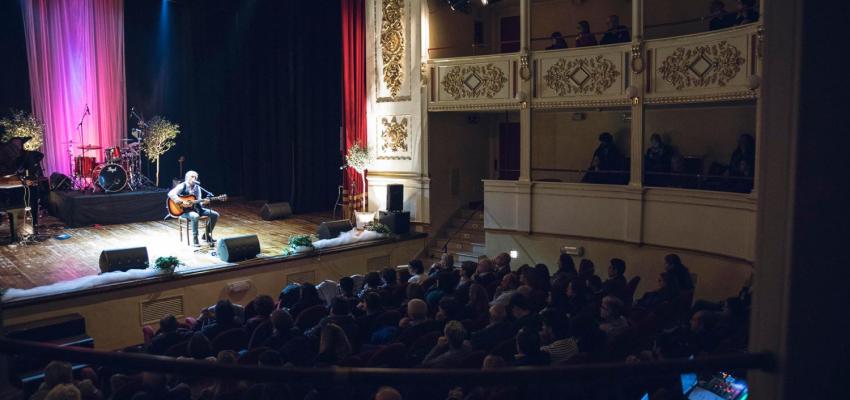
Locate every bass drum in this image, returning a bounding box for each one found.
[93,163,128,193]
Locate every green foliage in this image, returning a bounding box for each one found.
[288,234,315,249]
[154,256,182,274]
[0,110,44,151]
[365,221,391,234]
[141,116,180,162]
[345,142,373,174]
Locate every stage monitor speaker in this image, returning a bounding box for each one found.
[99,247,149,273]
[50,172,72,191]
[386,184,404,212]
[317,219,354,239]
[260,202,292,221]
[217,234,261,262]
[379,211,410,234]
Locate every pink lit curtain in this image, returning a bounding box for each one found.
[21,0,125,175]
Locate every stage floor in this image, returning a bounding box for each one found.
[0,201,334,290]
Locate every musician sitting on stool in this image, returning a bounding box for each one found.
[168,170,219,246]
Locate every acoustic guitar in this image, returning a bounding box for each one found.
[167,194,228,218]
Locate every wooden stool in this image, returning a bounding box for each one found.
[178,215,209,245]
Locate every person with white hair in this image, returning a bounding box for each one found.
[168,170,220,246]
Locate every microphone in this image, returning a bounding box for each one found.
[195,180,201,185]
[85,104,90,115]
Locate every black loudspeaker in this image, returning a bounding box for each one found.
[260,202,292,221]
[379,211,410,234]
[50,172,72,191]
[99,247,149,273]
[317,219,354,239]
[217,235,261,262]
[386,184,404,212]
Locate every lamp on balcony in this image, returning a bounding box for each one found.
[626,85,640,105]
[516,91,528,109]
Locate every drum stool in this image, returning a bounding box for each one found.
[177,215,209,246]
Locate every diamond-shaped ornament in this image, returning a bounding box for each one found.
[464,72,483,92]
[688,55,714,78]
[568,67,590,87]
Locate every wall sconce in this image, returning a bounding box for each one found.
[509,250,518,259]
[626,85,640,105]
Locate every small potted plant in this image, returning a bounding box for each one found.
[154,256,182,276]
[364,221,392,236]
[288,234,315,254]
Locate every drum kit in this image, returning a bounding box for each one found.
[69,131,153,193]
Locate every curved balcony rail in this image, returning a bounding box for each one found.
[644,24,761,105]
[0,337,773,393]
[427,53,521,112]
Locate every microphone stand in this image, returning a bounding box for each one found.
[75,106,90,190]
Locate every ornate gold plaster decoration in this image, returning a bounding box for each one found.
[658,41,745,90]
[644,91,757,105]
[381,0,405,97]
[379,116,410,159]
[441,64,508,100]
[543,55,621,96]
[519,55,531,81]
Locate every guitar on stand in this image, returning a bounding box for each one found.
[166,194,228,218]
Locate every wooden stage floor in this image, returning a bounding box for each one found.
[0,201,334,290]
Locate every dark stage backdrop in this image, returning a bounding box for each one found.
[125,0,342,213]
[0,1,31,114]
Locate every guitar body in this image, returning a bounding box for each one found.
[167,194,227,218]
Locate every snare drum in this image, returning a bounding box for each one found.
[104,147,122,163]
[92,163,128,192]
[74,156,96,178]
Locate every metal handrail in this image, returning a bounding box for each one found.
[0,338,774,385]
[441,206,481,255]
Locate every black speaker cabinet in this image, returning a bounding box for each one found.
[317,219,354,239]
[50,172,72,191]
[379,211,410,234]
[260,202,292,220]
[217,235,261,262]
[386,184,404,212]
[99,247,149,273]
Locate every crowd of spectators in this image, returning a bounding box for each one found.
[24,250,752,400]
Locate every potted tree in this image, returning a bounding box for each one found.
[0,110,44,151]
[345,142,374,228]
[288,234,315,254]
[154,256,182,276]
[140,116,180,186]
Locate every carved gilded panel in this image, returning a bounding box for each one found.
[437,62,510,101]
[648,28,754,100]
[658,41,745,90]
[536,50,625,100]
[375,0,410,102]
[377,115,412,160]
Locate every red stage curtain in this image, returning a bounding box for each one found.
[341,0,367,218]
[21,0,126,175]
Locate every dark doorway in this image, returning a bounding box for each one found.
[498,122,520,180]
[500,16,520,53]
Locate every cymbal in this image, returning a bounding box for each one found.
[77,144,102,150]
[120,138,136,143]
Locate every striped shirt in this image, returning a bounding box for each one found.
[541,337,579,364]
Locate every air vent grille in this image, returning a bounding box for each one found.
[140,296,184,325]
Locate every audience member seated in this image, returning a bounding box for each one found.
[509,293,542,333]
[379,267,404,307]
[709,0,736,30]
[306,297,358,345]
[665,253,694,291]
[148,314,192,355]
[198,300,242,340]
[464,283,491,324]
[575,20,598,47]
[289,283,324,319]
[358,271,383,299]
[511,328,550,366]
[455,261,477,304]
[422,320,472,368]
[262,309,300,350]
[555,253,578,281]
[492,252,512,280]
[546,31,568,50]
[635,272,681,313]
[316,323,352,365]
[600,15,630,45]
[337,276,361,316]
[199,351,246,400]
[582,132,626,184]
[245,295,275,339]
[429,253,455,277]
[539,309,578,364]
[355,292,385,344]
[599,296,630,339]
[470,304,514,351]
[727,133,755,192]
[426,270,458,310]
[644,133,674,185]
[407,259,428,284]
[735,0,760,25]
[602,258,629,302]
[277,283,300,311]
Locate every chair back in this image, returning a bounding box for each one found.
[211,328,248,353]
[367,343,408,367]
